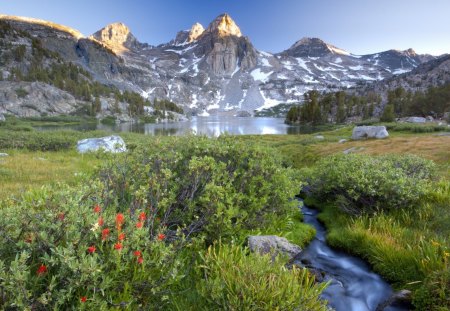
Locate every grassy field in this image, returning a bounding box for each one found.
[0,121,449,309]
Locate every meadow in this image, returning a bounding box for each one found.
[0,121,449,310]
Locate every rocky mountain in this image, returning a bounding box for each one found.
[0,13,442,117]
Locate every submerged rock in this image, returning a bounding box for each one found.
[352,126,389,140]
[247,235,302,260]
[77,135,126,153]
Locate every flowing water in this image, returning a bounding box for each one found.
[295,203,410,311]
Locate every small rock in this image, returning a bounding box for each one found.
[352,126,389,140]
[343,147,365,154]
[0,153,8,157]
[406,116,426,123]
[376,289,412,311]
[77,135,127,154]
[247,235,302,260]
[338,139,347,144]
[315,135,324,140]
[426,116,434,122]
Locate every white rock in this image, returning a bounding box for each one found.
[77,135,126,154]
[406,117,426,123]
[0,152,8,157]
[352,126,389,140]
[338,139,348,143]
[315,135,324,140]
[247,235,302,260]
[0,114,5,122]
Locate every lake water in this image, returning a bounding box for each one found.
[35,117,316,136]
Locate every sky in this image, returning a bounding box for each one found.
[1,0,449,55]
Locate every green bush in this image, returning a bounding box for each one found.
[0,136,314,309]
[97,136,300,243]
[0,184,188,309]
[196,243,328,311]
[304,154,436,214]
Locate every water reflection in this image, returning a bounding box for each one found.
[35,117,328,137]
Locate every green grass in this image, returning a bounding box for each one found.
[0,149,101,199]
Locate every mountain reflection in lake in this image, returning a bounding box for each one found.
[34,117,323,136]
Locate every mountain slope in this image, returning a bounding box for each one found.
[0,13,442,117]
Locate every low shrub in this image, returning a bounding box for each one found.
[97,136,301,243]
[0,184,189,309]
[196,243,329,311]
[304,154,436,214]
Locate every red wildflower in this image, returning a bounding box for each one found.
[156,217,161,222]
[136,221,143,229]
[137,256,144,264]
[138,212,146,221]
[80,296,87,303]
[57,213,65,221]
[133,250,142,257]
[98,217,104,226]
[114,242,123,250]
[157,233,166,241]
[115,213,125,230]
[93,204,101,214]
[25,236,33,243]
[118,233,125,241]
[87,246,96,254]
[37,264,47,276]
[102,228,110,240]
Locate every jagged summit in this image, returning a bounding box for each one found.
[204,13,242,37]
[285,37,350,57]
[90,22,139,52]
[188,23,204,42]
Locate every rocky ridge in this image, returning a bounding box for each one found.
[0,13,444,117]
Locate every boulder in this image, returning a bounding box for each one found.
[247,235,302,260]
[352,126,389,140]
[376,289,412,311]
[406,116,426,123]
[0,113,5,122]
[77,135,126,154]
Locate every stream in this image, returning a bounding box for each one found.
[294,202,410,311]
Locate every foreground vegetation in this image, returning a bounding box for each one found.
[0,121,449,310]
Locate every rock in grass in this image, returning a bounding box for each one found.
[406,116,426,123]
[352,126,389,140]
[247,235,302,260]
[0,152,8,157]
[77,135,126,154]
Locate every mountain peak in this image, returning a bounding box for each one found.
[285,37,349,57]
[90,22,138,52]
[205,13,242,37]
[188,22,204,42]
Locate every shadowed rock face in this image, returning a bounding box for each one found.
[196,14,257,75]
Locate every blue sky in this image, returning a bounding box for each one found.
[1,0,449,55]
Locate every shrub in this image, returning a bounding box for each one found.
[304,154,436,214]
[196,243,329,311]
[0,184,188,309]
[97,136,300,243]
[15,88,28,98]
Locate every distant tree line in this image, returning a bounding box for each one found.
[286,84,450,125]
[285,90,378,125]
[380,86,450,122]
